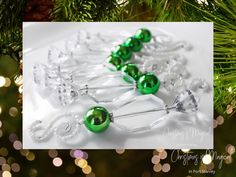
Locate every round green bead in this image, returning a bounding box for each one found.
[112,45,132,62]
[107,55,124,70]
[134,28,152,43]
[137,73,160,94]
[123,37,143,52]
[84,106,111,133]
[121,63,142,82]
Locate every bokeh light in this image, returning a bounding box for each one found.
[48,150,58,158]
[75,158,87,168]
[28,168,38,177]
[216,115,224,125]
[226,105,233,114]
[0,157,6,165]
[2,164,11,171]
[82,151,89,159]
[2,171,12,177]
[115,149,125,154]
[9,107,18,117]
[202,154,212,165]
[9,134,18,143]
[151,155,160,164]
[52,157,63,167]
[181,149,190,153]
[153,163,162,172]
[14,75,22,86]
[20,149,29,156]
[4,77,11,87]
[159,150,167,159]
[225,155,233,164]
[0,147,8,156]
[213,119,218,128]
[18,85,23,94]
[26,152,35,161]
[0,76,6,87]
[162,163,171,172]
[225,144,235,155]
[11,163,20,172]
[82,165,92,174]
[13,140,22,150]
[73,149,84,158]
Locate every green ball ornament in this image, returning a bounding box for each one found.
[84,106,111,133]
[121,63,142,82]
[123,37,143,52]
[112,45,132,62]
[134,28,152,43]
[137,73,160,94]
[107,55,124,70]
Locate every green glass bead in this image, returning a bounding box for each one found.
[137,73,161,94]
[84,106,111,133]
[123,37,143,52]
[121,63,142,82]
[134,28,152,43]
[107,55,124,71]
[112,45,132,62]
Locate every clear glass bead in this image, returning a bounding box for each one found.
[189,78,210,92]
[172,90,199,113]
[162,74,186,93]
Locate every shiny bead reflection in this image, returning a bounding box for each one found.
[137,73,160,94]
[84,106,111,133]
[134,28,152,43]
[121,63,142,82]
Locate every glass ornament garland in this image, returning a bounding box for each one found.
[30,27,211,143]
[33,28,201,107]
[30,89,199,142]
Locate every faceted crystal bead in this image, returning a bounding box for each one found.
[170,64,189,78]
[50,81,78,106]
[162,74,185,93]
[48,46,69,65]
[172,90,198,113]
[189,78,210,92]
[142,59,167,74]
[33,63,60,90]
